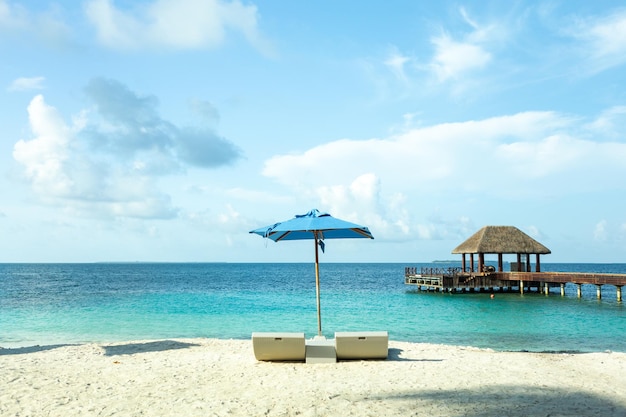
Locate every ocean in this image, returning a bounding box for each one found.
[1,263,624,352]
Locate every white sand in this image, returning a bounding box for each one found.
[1,338,625,417]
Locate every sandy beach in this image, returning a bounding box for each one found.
[1,338,625,417]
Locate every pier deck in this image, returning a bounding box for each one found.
[404,267,625,301]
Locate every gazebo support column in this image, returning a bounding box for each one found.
[536,254,541,272]
[516,254,522,272]
[498,254,503,272]
[525,255,531,272]
[462,254,467,273]
[470,254,474,273]
[478,253,485,273]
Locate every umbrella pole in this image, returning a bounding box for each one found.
[314,234,322,337]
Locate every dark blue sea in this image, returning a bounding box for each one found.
[1,263,624,352]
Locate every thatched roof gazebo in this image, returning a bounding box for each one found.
[452,226,551,273]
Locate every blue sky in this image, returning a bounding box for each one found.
[2,0,626,263]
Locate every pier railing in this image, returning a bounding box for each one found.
[404,267,463,277]
[404,266,625,300]
[404,267,468,288]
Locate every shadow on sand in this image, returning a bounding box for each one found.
[102,340,200,356]
[387,347,444,362]
[0,344,78,356]
[364,385,626,416]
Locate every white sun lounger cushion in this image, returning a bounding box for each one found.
[252,332,306,361]
[334,331,388,360]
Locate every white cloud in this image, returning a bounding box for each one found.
[316,173,380,218]
[12,79,242,220]
[8,76,45,91]
[428,7,498,83]
[13,95,73,197]
[430,33,491,82]
[84,0,271,53]
[378,6,498,93]
[0,0,27,30]
[459,6,479,31]
[585,11,626,57]
[571,9,626,72]
[261,109,626,241]
[263,111,575,190]
[585,105,626,139]
[314,173,411,240]
[0,1,69,44]
[185,204,255,237]
[13,94,177,218]
[384,49,410,82]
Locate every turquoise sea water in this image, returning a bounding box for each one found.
[1,263,625,352]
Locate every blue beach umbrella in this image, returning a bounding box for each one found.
[250,209,374,336]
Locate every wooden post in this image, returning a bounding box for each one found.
[617,286,622,302]
[576,284,582,298]
[596,284,602,299]
[462,254,466,272]
[544,282,549,295]
[520,280,524,294]
[498,253,503,272]
[560,283,565,296]
[525,254,531,272]
[470,254,474,273]
[479,253,485,274]
[516,254,521,271]
[536,254,541,272]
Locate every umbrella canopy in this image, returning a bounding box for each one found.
[250,209,374,336]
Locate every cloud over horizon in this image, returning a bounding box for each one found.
[12,78,242,219]
[260,108,626,240]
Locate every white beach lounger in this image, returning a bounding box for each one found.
[251,332,306,361]
[334,331,389,360]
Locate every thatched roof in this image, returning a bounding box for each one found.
[451,226,551,255]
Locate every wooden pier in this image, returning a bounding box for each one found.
[404,267,625,301]
[407,225,626,301]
